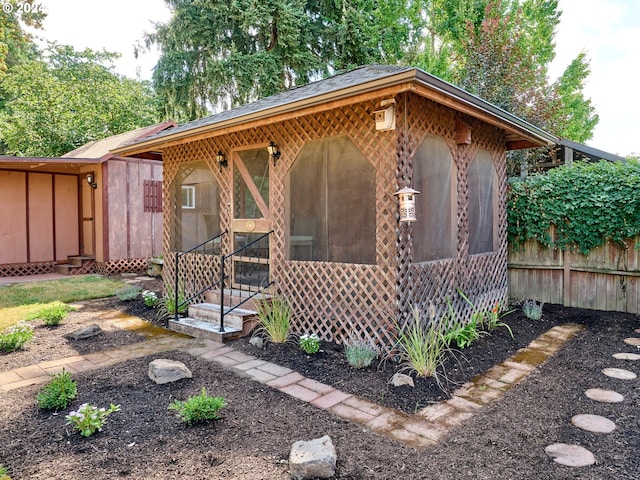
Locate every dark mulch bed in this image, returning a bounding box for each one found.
[230,304,607,414]
[1,279,638,479]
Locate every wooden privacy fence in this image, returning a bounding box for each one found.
[508,236,640,314]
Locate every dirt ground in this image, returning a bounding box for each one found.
[0,276,638,479]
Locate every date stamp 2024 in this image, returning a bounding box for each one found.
[2,2,46,14]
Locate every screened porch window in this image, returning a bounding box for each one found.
[413,134,457,262]
[468,149,496,254]
[173,162,221,251]
[287,136,376,264]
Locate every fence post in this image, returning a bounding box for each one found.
[562,249,571,307]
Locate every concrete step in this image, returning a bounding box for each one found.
[67,255,94,266]
[169,317,244,342]
[204,288,272,311]
[54,264,77,275]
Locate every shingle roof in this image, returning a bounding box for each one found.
[114,64,557,153]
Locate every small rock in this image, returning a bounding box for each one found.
[571,414,616,433]
[545,443,595,467]
[65,324,103,340]
[148,359,192,384]
[289,435,337,480]
[602,367,637,380]
[390,372,414,388]
[613,352,640,361]
[249,336,264,348]
[585,388,624,403]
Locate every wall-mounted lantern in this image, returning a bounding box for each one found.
[216,150,227,172]
[267,141,281,166]
[394,187,419,223]
[85,173,97,189]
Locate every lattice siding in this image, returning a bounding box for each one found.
[94,258,148,276]
[162,92,509,349]
[0,262,56,277]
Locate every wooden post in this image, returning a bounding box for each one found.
[562,249,571,306]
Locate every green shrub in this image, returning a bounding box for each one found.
[255,296,291,343]
[168,388,227,425]
[344,338,379,369]
[65,403,120,437]
[0,464,10,480]
[115,285,142,301]
[142,290,159,308]
[37,369,77,411]
[157,284,188,320]
[26,301,73,326]
[442,297,483,349]
[299,333,321,354]
[508,161,640,254]
[394,308,447,378]
[522,299,544,320]
[0,323,34,353]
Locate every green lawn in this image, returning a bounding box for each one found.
[0,275,126,331]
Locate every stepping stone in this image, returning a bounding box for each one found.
[613,352,640,361]
[623,337,640,347]
[635,329,640,334]
[545,443,596,467]
[585,388,624,403]
[571,414,616,433]
[602,368,637,380]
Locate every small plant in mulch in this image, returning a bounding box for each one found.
[26,301,74,327]
[65,403,121,437]
[37,369,77,411]
[344,337,379,369]
[522,299,544,320]
[255,296,291,344]
[299,333,321,355]
[0,323,34,353]
[0,463,10,480]
[168,388,227,425]
[142,290,159,308]
[115,285,142,301]
[157,284,188,320]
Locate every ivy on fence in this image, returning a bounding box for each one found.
[507,160,640,254]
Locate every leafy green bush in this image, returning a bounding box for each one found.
[299,334,321,354]
[344,338,379,369]
[26,301,73,326]
[115,285,142,301]
[168,388,227,425]
[37,369,77,411]
[0,323,34,353]
[508,161,640,254]
[394,308,447,378]
[255,296,291,343]
[65,403,120,437]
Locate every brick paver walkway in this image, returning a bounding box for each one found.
[0,317,584,448]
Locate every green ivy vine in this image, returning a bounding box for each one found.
[507,160,640,254]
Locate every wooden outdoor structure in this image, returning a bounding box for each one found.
[508,236,640,314]
[114,65,556,348]
[0,122,174,276]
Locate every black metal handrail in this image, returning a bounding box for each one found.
[173,230,228,323]
[217,230,275,332]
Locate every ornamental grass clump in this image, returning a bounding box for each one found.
[0,323,34,353]
[255,296,291,343]
[344,337,379,369]
[65,403,120,437]
[26,301,73,327]
[157,284,188,320]
[299,333,321,354]
[395,308,447,378]
[522,299,544,320]
[168,388,227,425]
[37,368,77,411]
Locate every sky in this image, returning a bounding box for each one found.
[31,0,640,156]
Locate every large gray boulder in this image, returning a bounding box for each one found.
[148,359,192,384]
[289,435,337,480]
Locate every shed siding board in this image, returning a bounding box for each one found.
[28,173,54,262]
[54,174,79,261]
[128,161,147,258]
[0,171,27,263]
[108,160,128,260]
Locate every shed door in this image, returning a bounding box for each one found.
[231,147,271,289]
